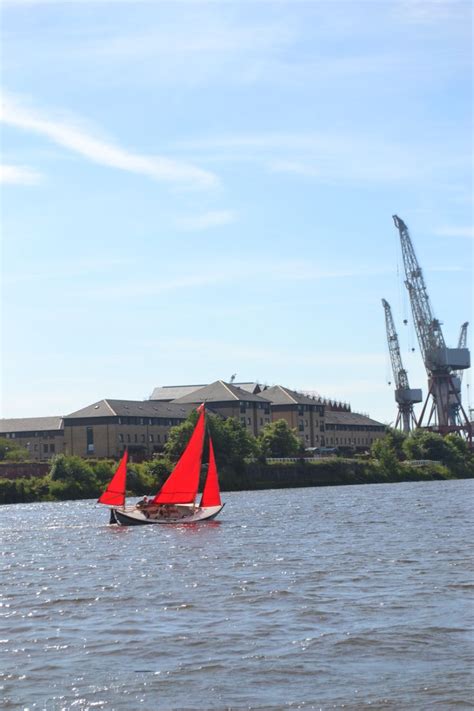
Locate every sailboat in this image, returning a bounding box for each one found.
[98,405,224,525]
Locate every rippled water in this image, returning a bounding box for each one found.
[1,480,473,710]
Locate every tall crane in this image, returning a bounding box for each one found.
[382,298,422,432]
[449,322,469,424]
[392,215,471,441]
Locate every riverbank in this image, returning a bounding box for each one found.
[1,456,472,505]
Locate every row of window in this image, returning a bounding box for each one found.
[117,417,183,426]
[118,433,166,444]
[24,443,55,453]
[239,403,271,414]
[325,424,383,432]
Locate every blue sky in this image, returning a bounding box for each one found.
[1,0,472,424]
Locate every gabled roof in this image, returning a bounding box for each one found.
[65,399,192,419]
[0,416,64,433]
[150,384,207,401]
[173,380,269,404]
[325,411,385,427]
[233,382,262,394]
[262,385,321,407]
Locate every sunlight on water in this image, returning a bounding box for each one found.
[1,481,473,710]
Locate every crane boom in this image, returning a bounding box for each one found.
[381,299,422,432]
[392,215,446,372]
[382,298,409,390]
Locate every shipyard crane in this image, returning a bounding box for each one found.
[392,215,472,441]
[382,298,422,432]
[449,322,469,424]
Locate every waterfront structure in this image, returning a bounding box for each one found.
[170,380,271,436]
[261,385,325,448]
[63,399,191,460]
[0,417,64,461]
[324,411,386,451]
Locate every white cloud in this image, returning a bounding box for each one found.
[0,93,218,189]
[176,210,236,231]
[434,226,474,239]
[175,131,457,185]
[0,163,42,185]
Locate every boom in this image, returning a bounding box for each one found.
[382,298,421,431]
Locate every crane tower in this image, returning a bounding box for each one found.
[392,215,471,442]
[382,298,422,432]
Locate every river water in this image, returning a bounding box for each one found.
[1,480,473,710]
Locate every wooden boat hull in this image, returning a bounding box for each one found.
[111,504,224,526]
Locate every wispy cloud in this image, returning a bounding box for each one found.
[394,0,469,24]
[176,210,236,231]
[434,226,474,239]
[0,163,42,185]
[0,93,218,189]
[177,131,452,185]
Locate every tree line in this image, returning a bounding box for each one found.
[0,413,473,504]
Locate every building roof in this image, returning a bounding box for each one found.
[150,384,206,401]
[262,385,321,407]
[233,382,262,394]
[65,399,192,419]
[324,411,385,427]
[0,416,64,434]
[173,380,269,404]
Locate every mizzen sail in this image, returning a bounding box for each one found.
[200,436,222,507]
[98,450,128,507]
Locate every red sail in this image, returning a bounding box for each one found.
[98,450,128,507]
[152,408,205,504]
[200,436,222,507]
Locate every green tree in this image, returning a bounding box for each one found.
[370,435,401,476]
[0,437,30,462]
[258,419,300,458]
[164,410,258,474]
[49,455,99,499]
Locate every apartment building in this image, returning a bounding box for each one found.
[170,380,271,437]
[63,399,191,459]
[324,410,386,451]
[261,385,325,448]
[0,417,65,461]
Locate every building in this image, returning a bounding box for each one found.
[324,410,386,451]
[0,417,64,461]
[261,385,325,448]
[64,399,192,459]
[170,380,271,437]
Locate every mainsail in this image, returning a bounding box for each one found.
[152,407,206,505]
[200,436,222,507]
[98,450,128,507]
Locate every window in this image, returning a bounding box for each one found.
[265,418,270,424]
[260,418,263,426]
[134,434,138,443]
[43,443,48,453]
[34,444,38,451]
[86,427,94,453]
[149,434,154,442]
[240,403,246,413]
[119,434,124,443]
[299,421,304,432]
[127,434,131,443]
[247,417,251,425]
[240,417,246,425]
[305,435,309,441]
[141,434,145,443]
[156,434,161,442]
[50,444,55,453]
